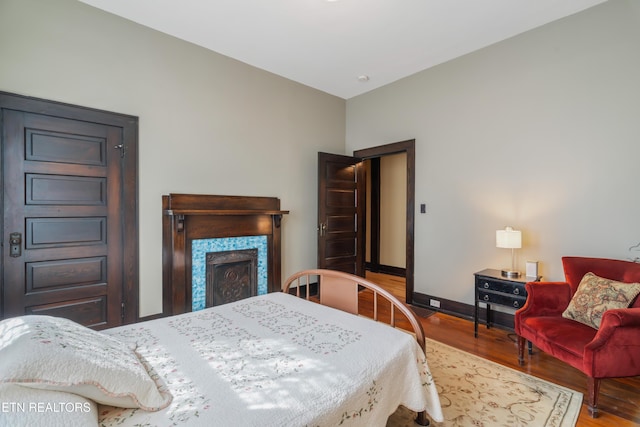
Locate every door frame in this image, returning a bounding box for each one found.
[354,139,415,304]
[0,91,139,324]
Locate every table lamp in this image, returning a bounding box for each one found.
[496,226,521,278]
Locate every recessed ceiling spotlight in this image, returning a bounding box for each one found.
[357,75,370,83]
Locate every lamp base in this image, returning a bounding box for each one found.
[501,269,521,278]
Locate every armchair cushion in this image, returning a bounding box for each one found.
[562,272,640,329]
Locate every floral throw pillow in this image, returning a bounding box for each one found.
[562,272,640,329]
[0,315,172,411]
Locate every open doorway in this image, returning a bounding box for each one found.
[354,140,415,304]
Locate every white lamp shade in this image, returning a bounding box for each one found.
[496,227,521,249]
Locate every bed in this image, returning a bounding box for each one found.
[0,269,443,426]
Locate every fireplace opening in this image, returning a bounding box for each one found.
[192,236,268,311]
[206,248,258,307]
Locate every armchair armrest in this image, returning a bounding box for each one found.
[588,307,640,348]
[518,282,572,317]
[584,308,640,378]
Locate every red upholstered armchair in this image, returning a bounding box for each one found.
[515,256,640,417]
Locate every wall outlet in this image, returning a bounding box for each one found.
[429,298,441,308]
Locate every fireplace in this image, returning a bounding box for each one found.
[162,194,288,315]
[206,248,257,307]
[191,236,268,311]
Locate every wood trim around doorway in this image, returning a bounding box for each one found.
[354,139,415,304]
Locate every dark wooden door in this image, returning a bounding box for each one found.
[317,152,365,276]
[1,93,138,329]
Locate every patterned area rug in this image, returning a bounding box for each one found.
[387,338,582,427]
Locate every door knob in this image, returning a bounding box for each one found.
[9,232,22,257]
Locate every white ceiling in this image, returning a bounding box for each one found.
[79,0,607,99]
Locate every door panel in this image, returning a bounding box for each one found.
[27,174,107,205]
[26,129,106,165]
[26,296,107,326]
[2,109,123,328]
[27,257,106,290]
[317,152,365,276]
[27,217,106,247]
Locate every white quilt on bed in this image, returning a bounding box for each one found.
[99,292,442,426]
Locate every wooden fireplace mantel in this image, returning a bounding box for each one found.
[162,194,288,315]
[164,209,288,228]
[164,209,288,215]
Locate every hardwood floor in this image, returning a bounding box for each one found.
[363,272,640,426]
[366,271,407,300]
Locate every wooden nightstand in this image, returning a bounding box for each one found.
[474,268,541,337]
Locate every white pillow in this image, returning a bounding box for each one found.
[0,383,98,427]
[0,315,172,411]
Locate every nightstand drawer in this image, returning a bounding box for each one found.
[477,290,526,309]
[476,278,527,297]
[474,268,541,337]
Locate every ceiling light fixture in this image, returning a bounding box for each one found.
[357,75,370,82]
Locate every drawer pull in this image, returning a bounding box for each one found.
[513,288,520,295]
[483,295,490,301]
[483,282,490,289]
[513,301,520,308]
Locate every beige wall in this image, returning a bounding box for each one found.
[346,0,640,305]
[379,153,406,268]
[364,154,407,269]
[0,0,346,316]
